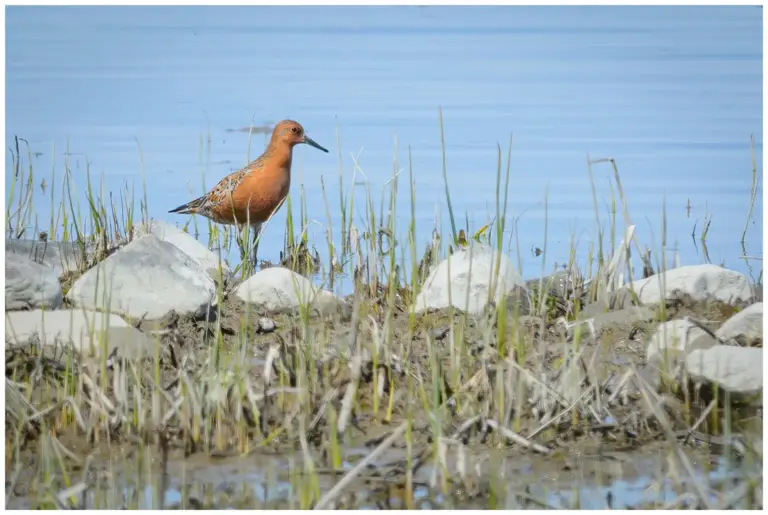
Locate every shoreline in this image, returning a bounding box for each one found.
[4,127,763,509]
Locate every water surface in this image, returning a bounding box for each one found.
[6,6,763,290]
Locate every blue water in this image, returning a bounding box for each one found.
[5,6,763,291]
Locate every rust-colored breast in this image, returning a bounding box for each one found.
[209,165,290,226]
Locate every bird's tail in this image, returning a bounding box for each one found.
[169,195,207,215]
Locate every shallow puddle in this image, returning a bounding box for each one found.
[7,441,758,510]
[86,441,759,509]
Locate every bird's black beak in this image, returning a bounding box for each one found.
[303,135,329,153]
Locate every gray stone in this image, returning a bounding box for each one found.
[134,219,231,283]
[66,234,217,321]
[628,264,754,307]
[646,318,718,373]
[5,253,63,310]
[235,266,343,315]
[716,302,763,345]
[685,346,763,405]
[6,238,85,279]
[5,309,152,360]
[257,317,276,334]
[415,243,529,316]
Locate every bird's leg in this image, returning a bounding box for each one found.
[249,222,263,271]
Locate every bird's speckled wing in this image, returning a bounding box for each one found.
[196,157,266,216]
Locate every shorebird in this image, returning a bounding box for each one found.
[169,119,328,269]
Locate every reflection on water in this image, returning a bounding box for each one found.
[6,427,758,510]
[5,6,763,292]
[69,447,760,509]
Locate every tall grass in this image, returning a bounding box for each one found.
[4,114,762,509]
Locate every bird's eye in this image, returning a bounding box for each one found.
[291,127,299,133]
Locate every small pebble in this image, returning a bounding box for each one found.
[257,317,276,334]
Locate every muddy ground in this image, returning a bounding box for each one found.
[5,285,763,509]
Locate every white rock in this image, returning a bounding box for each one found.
[646,318,718,372]
[415,243,528,316]
[629,264,753,306]
[686,346,763,405]
[6,238,84,279]
[716,302,763,344]
[235,266,342,314]
[257,317,277,333]
[5,253,63,310]
[5,309,152,360]
[135,219,231,283]
[67,234,217,320]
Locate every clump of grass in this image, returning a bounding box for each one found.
[4,114,762,510]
